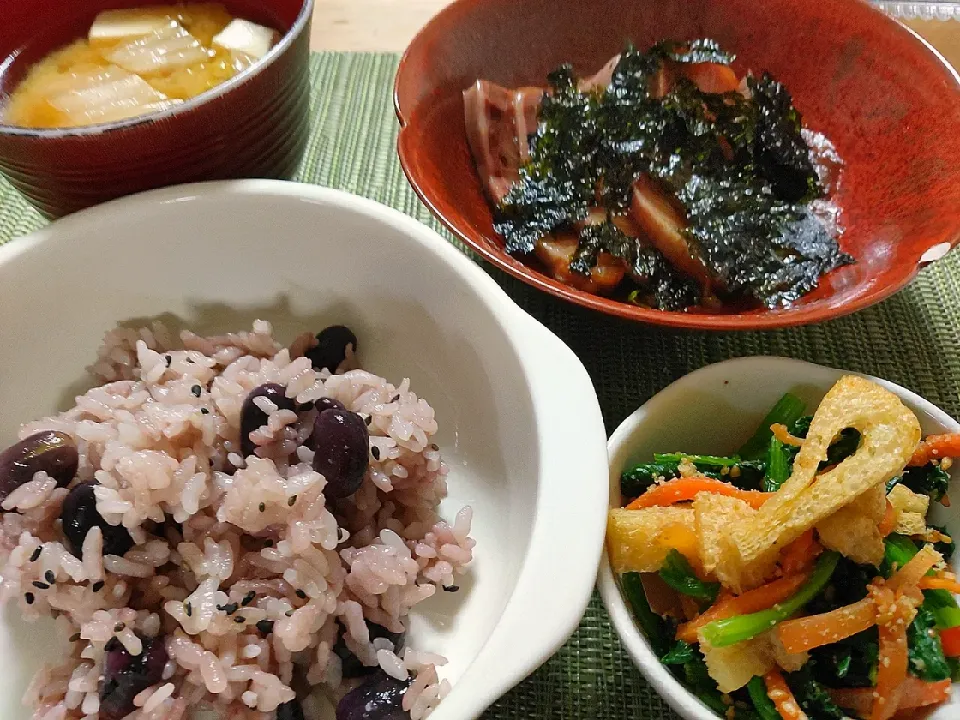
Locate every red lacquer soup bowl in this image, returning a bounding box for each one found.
[395,0,960,330]
[0,0,313,219]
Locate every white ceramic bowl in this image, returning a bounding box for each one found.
[0,180,609,720]
[598,357,960,720]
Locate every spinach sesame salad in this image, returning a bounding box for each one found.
[463,39,851,312]
[606,377,960,719]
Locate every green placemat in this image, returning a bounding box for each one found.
[2,51,960,719]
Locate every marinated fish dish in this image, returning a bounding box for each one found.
[464,40,852,311]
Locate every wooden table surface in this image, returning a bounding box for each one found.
[310,0,960,69]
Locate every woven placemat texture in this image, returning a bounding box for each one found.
[3,51,960,719]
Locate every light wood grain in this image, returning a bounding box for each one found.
[903,18,960,70]
[309,0,960,69]
[310,0,449,52]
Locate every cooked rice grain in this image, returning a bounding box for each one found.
[1,321,474,720]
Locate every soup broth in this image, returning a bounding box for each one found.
[2,3,279,129]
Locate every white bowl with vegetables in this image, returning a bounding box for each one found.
[598,357,960,720]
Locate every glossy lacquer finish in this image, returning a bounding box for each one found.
[395,0,960,330]
[0,0,312,219]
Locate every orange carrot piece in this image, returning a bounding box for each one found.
[831,678,951,717]
[878,500,897,538]
[909,433,960,466]
[625,476,771,511]
[941,625,960,658]
[888,545,941,592]
[918,576,960,594]
[873,612,910,720]
[764,668,806,720]
[771,422,804,447]
[675,574,809,644]
[776,597,878,654]
[780,529,821,575]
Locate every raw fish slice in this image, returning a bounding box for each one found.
[104,23,213,75]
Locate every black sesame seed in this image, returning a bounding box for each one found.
[223,603,239,615]
[285,609,294,617]
[390,394,400,403]
[69,633,81,643]
[185,602,193,617]
[288,495,297,507]
[234,615,246,624]
[242,592,255,607]
[200,408,210,415]
[185,358,194,364]
[32,581,49,590]
[258,502,266,513]
[295,589,307,599]
[430,443,439,451]
[114,622,125,632]
[364,415,372,426]
[263,539,274,548]
[191,385,202,398]
[256,620,274,634]
[92,580,105,592]
[30,547,42,562]
[442,585,460,592]
[45,570,55,584]
[165,355,172,367]
[371,446,381,461]
[24,592,34,605]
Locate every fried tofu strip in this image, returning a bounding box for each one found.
[729,376,921,580]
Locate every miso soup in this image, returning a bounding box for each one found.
[2,4,279,129]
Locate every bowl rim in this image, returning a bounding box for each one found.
[393,0,960,331]
[0,179,611,720]
[0,0,315,138]
[596,355,960,720]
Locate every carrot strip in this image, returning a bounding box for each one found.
[918,576,960,594]
[676,574,808,644]
[873,606,910,720]
[831,678,951,717]
[909,433,960,466]
[776,597,878,654]
[780,529,821,575]
[625,476,771,511]
[878,499,897,538]
[941,625,960,658]
[771,422,804,447]
[764,668,806,720]
[888,545,942,592]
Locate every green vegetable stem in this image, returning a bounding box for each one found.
[700,551,840,647]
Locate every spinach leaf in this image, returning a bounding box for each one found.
[890,463,952,504]
[660,639,697,665]
[620,572,671,656]
[810,628,879,688]
[785,667,846,720]
[907,606,952,681]
[659,549,721,603]
[746,676,780,720]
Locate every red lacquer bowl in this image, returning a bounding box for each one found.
[395,0,960,330]
[0,0,313,219]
